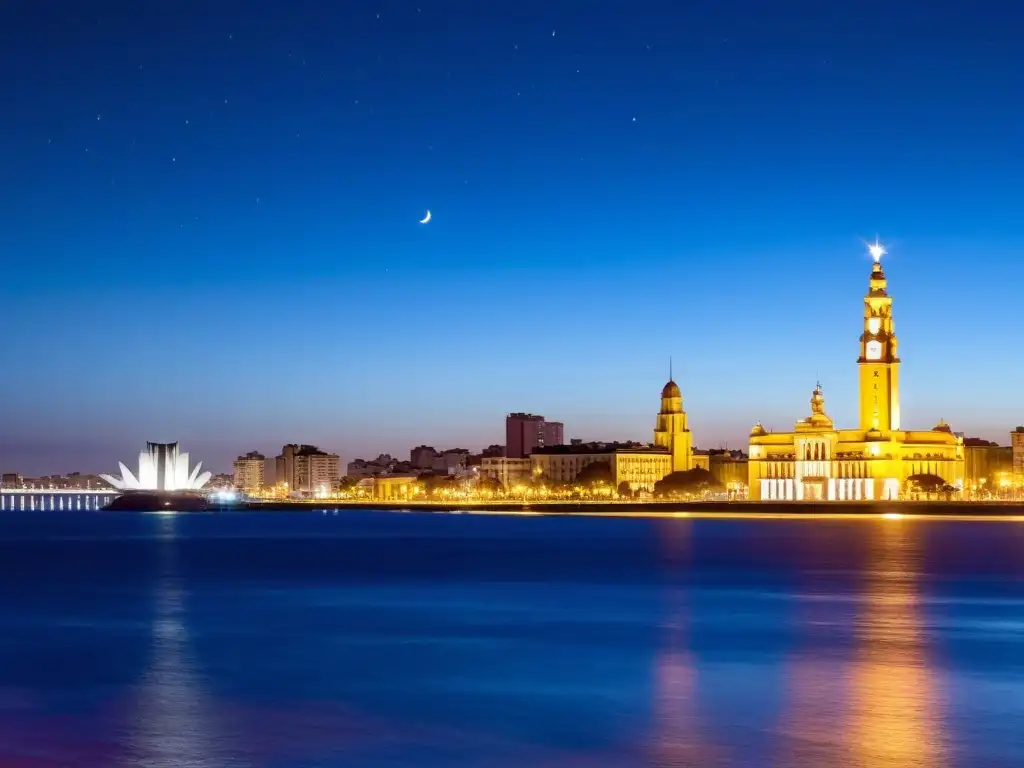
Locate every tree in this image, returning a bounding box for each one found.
[574,461,614,487]
[418,473,458,496]
[654,468,723,497]
[476,474,502,493]
[905,473,944,492]
[617,481,633,498]
[905,473,954,499]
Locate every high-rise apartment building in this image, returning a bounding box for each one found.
[275,444,341,493]
[233,451,266,493]
[505,413,564,459]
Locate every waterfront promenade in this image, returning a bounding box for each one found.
[237,498,1024,518]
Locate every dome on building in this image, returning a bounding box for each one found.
[797,383,834,429]
[661,380,681,399]
[932,419,953,434]
[750,422,767,437]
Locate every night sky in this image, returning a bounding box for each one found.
[2,0,1022,475]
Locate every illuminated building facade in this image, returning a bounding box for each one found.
[232,451,266,492]
[527,378,706,491]
[530,444,672,492]
[653,378,694,472]
[705,450,749,492]
[963,440,1012,493]
[1012,427,1024,482]
[275,444,340,494]
[372,474,419,501]
[748,243,964,501]
[479,457,532,489]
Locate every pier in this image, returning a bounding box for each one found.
[0,489,120,511]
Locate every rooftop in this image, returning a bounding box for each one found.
[532,441,666,456]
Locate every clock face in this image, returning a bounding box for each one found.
[865,341,882,360]
[867,317,881,334]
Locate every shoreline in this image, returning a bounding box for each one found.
[234,499,1024,517]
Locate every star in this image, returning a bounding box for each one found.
[868,239,886,262]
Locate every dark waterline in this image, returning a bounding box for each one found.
[1,509,1023,766]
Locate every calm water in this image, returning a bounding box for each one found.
[1,511,1023,767]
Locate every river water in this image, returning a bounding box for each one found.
[0,509,1022,766]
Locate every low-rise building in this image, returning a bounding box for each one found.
[480,457,532,489]
[373,474,420,501]
[1013,427,1024,482]
[346,454,399,478]
[964,439,1013,493]
[530,442,672,492]
[433,449,470,475]
[704,449,749,491]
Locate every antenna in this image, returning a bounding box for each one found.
[669,356,673,382]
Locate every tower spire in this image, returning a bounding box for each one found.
[669,355,673,382]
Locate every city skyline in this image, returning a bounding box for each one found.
[4,240,1021,475]
[3,1,1022,474]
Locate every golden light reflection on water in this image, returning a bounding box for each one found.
[846,521,946,768]
[775,520,946,767]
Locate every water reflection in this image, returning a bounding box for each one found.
[775,521,947,767]
[122,514,233,767]
[649,520,722,767]
[847,521,947,767]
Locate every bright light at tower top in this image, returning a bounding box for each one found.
[868,239,886,263]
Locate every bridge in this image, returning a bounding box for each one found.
[0,489,121,511]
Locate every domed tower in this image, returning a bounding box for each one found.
[654,367,693,473]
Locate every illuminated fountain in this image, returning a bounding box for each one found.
[101,442,211,491]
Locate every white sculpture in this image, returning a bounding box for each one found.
[102,442,212,491]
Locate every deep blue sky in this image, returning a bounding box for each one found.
[2,0,1022,475]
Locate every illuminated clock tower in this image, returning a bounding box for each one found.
[858,241,901,432]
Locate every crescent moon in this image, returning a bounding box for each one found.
[419,210,431,224]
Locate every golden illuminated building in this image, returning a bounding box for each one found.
[479,457,532,489]
[748,242,964,500]
[653,374,694,473]
[527,377,703,491]
[529,445,671,492]
[703,450,748,489]
[372,474,419,501]
[963,441,1012,491]
[1012,427,1024,481]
